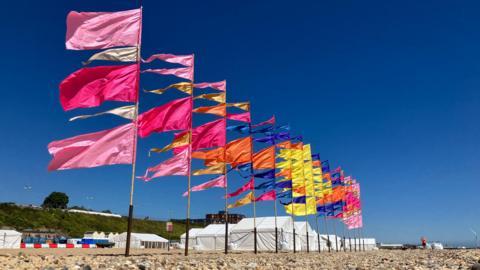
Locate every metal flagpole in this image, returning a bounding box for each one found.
[315,215,321,253]
[332,219,339,252]
[342,223,347,252]
[354,227,357,252]
[184,54,195,256]
[223,89,229,255]
[272,123,278,253]
[248,125,257,254]
[323,216,331,252]
[348,228,352,252]
[125,6,143,257]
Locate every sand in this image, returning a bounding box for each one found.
[0,248,479,269]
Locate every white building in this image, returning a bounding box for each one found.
[112,233,169,249]
[195,224,234,251]
[0,230,22,249]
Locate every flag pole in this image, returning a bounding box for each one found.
[315,215,321,253]
[302,164,309,253]
[223,90,229,255]
[288,147,296,253]
[272,122,278,253]
[125,6,142,257]
[248,128,258,254]
[323,215,331,252]
[184,54,195,256]
[332,218,339,252]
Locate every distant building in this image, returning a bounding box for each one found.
[67,209,122,218]
[21,229,66,244]
[206,211,245,224]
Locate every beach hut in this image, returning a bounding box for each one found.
[0,230,22,249]
[112,233,168,249]
[195,224,234,251]
[230,216,294,251]
[180,228,203,248]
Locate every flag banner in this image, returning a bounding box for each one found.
[225,178,254,198]
[182,175,226,196]
[312,160,321,168]
[276,141,291,149]
[144,82,193,95]
[227,191,254,209]
[191,119,226,150]
[277,191,292,199]
[251,126,274,134]
[194,93,226,103]
[225,137,252,167]
[47,123,134,171]
[83,47,138,65]
[227,125,250,134]
[66,9,141,50]
[276,180,292,189]
[321,160,330,173]
[194,81,226,91]
[251,116,275,128]
[284,197,317,216]
[276,168,291,179]
[255,190,276,202]
[255,179,275,190]
[292,196,306,204]
[227,102,250,111]
[137,97,192,137]
[192,163,225,176]
[191,147,225,166]
[149,132,190,155]
[193,104,226,117]
[276,124,290,131]
[143,66,193,81]
[254,136,275,144]
[142,53,194,66]
[139,148,190,181]
[291,142,303,149]
[254,169,275,179]
[311,153,320,161]
[292,135,303,141]
[69,105,135,122]
[253,146,275,169]
[226,112,251,123]
[59,64,138,111]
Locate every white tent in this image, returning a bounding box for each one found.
[230,216,295,251]
[0,230,22,249]
[180,228,203,248]
[112,233,168,249]
[293,221,319,251]
[344,238,376,251]
[196,224,234,251]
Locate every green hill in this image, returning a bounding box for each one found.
[0,203,201,239]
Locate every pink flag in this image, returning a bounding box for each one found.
[137,97,192,138]
[142,53,194,66]
[66,9,141,50]
[182,175,226,196]
[142,67,193,81]
[194,80,226,91]
[47,123,134,171]
[255,190,276,202]
[251,116,275,128]
[225,178,254,199]
[59,64,138,111]
[191,119,226,150]
[141,148,190,181]
[227,112,251,123]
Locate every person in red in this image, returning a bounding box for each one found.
[421,237,427,249]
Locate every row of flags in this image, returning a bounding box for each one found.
[49,7,363,247]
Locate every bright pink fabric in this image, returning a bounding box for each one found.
[194,80,226,91]
[225,178,254,199]
[141,148,190,181]
[255,190,276,202]
[142,53,194,66]
[251,116,275,128]
[142,67,193,81]
[137,97,192,138]
[191,119,226,150]
[182,175,226,196]
[66,9,141,50]
[59,64,138,111]
[47,123,134,171]
[226,112,251,123]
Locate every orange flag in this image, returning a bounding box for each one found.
[226,137,252,167]
[192,104,226,117]
[291,142,303,149]
[276,168,292,178]
[192,147,225,166]
[253,146,275,170]
[276,141,291,149]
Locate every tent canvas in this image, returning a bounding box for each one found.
[112,233,168,249]
[293,221,319,251]
[195,224,235,251]
[180,228,203,248]
[0,230,22,249]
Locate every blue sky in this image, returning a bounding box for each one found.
[0,0,479,245]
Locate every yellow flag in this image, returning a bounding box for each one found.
[83,47,137,65]
[145,82,193,95]
[227,102,250,111]
[194,93,226,103]
[149,132,191,156]
[69,105,136,122]
[227,191,254,208]
[192,163,226,176]
[284,197,317,216]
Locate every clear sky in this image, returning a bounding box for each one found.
[0,0,479,245]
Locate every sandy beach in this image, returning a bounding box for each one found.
[0,249,479,270]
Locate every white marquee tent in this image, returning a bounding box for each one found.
[293,221,319,251]
[195,224,235,251]
[180,228,203,248]
[0,230,22,249]
[112,233,168,249]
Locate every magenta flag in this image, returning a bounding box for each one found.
[59,64,138,111]
[182,175,226,197]
[140,148,190,181]
[225,178,254,199]
[142,53,194,66]
[194,80,226,91]
[142,67,193,81]
[251,116,275,128]
[66,9,141,50]
[47,123,134,171]
[192,119,226,150]
[255,190,276,202]
[227,112,251,123]
[137,97,192,138]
